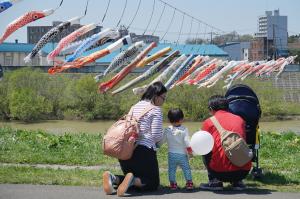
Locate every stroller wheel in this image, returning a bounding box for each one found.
[251,167,263,179]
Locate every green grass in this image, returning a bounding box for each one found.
[0,166,103,186]
[0,127,117,166]
[0,127,300,192]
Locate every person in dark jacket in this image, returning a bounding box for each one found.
[200,95,252,191]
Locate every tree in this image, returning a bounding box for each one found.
[9,88,52,121]
[186,32,254,45]
[288,34,300,43]
[289,49,300,64]
[7,68,53,121]
[0,76,10,119]
[185,38,205,44]
[212,31,253,45]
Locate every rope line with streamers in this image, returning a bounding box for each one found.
[126,0,142,30]
[160,8,176,41]
[54,0,64,11]
[176,12,185,46]
[101,0,111,24]
[151,1,166,36]
[142,0,155,35]
[115,0,128,28]
[186,17,193,51]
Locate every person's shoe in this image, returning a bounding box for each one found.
[102,171,115,195]
[199,179,223,191]
[231,180,247,191]
[117,173,134,196]
[185,180,194,190]
[170,182,178,190]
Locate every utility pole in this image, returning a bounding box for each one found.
[210,32,213,44]
[273,24,277,59]
[266,38,269,60]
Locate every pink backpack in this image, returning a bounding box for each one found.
[102,104,154,160]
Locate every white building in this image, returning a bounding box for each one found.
[0,41,62,67]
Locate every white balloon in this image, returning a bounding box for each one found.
[190,131,214,155]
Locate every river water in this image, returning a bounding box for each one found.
[0,120,299,135]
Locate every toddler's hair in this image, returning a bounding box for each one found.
[167,108,184,123]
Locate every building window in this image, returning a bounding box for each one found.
[4,52,13,66]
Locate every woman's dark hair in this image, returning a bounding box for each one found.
[141,81,167,101]
[208,95,229,111]
[168,108,184,123]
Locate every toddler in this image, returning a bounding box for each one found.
[158,108,193,190]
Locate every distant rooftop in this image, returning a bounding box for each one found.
[0,42,35,53]
[0,42,228,63]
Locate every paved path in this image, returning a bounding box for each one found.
[0,184,299,199]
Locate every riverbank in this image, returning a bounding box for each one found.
[1,119,300,135]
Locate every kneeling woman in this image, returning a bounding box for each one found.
[103,81,167,196]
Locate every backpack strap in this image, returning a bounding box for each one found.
[128,103,155,121]
[128,104,155,140]
[210,116,229,140]
[211,116,244,142]
[136,104,155,120]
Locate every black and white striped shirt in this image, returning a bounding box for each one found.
[132,100,163,150]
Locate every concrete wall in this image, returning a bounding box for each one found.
[221,42,250,61]
[0,52,41,66]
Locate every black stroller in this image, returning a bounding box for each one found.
[225,84,263,178]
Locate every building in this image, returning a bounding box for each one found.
[250,37,275,61]
[0,41,63,67]
[130,33,159,44]
[219,42,250,61]
[251,9,288,60]
[0,41,40,66]
[118,25,159,44]
[0,41,228,71]
[27,21,102,44]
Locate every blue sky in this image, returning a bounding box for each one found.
[1,0,299,43]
